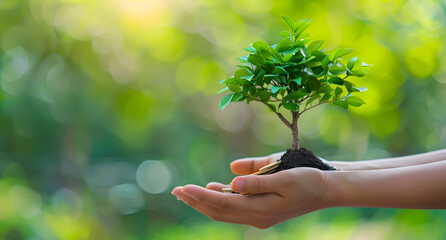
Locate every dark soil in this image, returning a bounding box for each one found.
[277,148,337,171]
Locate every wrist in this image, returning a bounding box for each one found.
[322,170,348,208]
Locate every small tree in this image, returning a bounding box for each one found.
[218,16,370,158]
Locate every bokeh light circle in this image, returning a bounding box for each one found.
[8,185,42,219]
[136,160,172,194]
[51,188,83,219]
[108,183,145,215]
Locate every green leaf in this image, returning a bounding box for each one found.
[271,86,286,94]
[306,61,322,68]
[254,69,266,82]
[291,77,302,85]
[283,47,301,55]
[293,20,306,33]
[273,66,288,74]
[318,85,333,93]
[217,87,229,94]
[237,56,248,63]
[328,77,344,85]
[248,54,265,66]
[344,81,353,92]
[293,20,311,38]
[219,93,243,110]
[240,75,253,81]
[283,102,299,111]
[311,50,326,60]
[362,62,372,67]
[295,55,316,65]
[244,47,256,53]
[233,93,244,102]
[347,57,362,71]
[276,38,294,53]
[322,55,330,69]
[320,92,332,102]
[228,84,241,92]
[234,69,252,84]
[355,87,368,92]
[242,85,249,94]
[269,47,283,63]
[264,74,279,79]
[300,33,311,38]
[333,100,348,109]
[308,77,321,91]
[259,90,270,101]
[335,86,343,97]
[283,54,294,62]
[293,40,308,49]
[284,90,307,101]
[351,69,369,77]
[353,58,363,70]
[281,15,295,30]
[280,31,293,38]
[253,41,270,52]
[328,48,339,62]
[328,65,347,75]
[335,48,353,59]
[307,40,325,54]
[219,77,236,84]
[345,96,365,107]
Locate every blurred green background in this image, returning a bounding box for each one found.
[0,0,445,239]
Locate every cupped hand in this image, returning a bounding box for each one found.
[172,167,331,229]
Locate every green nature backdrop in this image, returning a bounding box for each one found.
[0,0,446,239]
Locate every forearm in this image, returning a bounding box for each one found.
[332,148,446,171]
[326,160,446,209]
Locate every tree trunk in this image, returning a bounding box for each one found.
[291,112,299,150]
[292,124,299,150]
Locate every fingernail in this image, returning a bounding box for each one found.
[232,177,244,192]
[182,189,198,201]
[176,196,183,201]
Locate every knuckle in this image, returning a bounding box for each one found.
[252,177,265,193]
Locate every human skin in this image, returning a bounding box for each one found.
[171,149,446,229]
[260,148,446,171]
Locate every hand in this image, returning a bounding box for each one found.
[172,158,331,228]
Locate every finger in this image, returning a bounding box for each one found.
[175,186,255,225]
[182,184,274,213]
[230,157,276,175]
[206,182,229,192]
[172,186,184,201]
[231,173,286,195]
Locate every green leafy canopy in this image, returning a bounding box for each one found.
[218,15,371,116]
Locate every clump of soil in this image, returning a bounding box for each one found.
[277,148,337,171]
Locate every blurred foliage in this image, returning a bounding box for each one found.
[0,0,445,239]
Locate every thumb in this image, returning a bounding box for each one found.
[231,175,278,194]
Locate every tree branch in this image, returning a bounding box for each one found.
[298,94,311,104]
[261,101,292,129]
[298,93,351,118]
